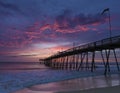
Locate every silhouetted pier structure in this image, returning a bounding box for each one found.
[43,35,120,75]
[39,59,45,64]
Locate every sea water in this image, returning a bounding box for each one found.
[0,62,119,93]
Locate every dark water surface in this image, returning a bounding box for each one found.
[0,62,119,93]
[0,62,48,70]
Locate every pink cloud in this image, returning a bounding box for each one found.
[0,12,108,50]
[40,24,51,31]
[36,12,107,34]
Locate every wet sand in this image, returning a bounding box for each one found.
[57,85,120,93]
[13,74,120,93]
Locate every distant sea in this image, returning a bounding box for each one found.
[0,62,119,93]
[0,62,46,70]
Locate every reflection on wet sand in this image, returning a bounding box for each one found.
[14,74,120,93]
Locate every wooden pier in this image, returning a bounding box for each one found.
[43,35,120,75]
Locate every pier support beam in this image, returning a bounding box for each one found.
[113,49,120,71]
[77,53,85,70]
[76,54,80,70]
[86,52,89,70]
[65,56,69,69]
[91,51,96,72]
[101,50,106,67]
[104,49,111,75]
[69,56,73,70]
[72,55,76,69]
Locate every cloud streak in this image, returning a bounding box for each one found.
[10,54,38,58]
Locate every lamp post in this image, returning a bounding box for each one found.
[108,9,112,39]
[101,8,112,39]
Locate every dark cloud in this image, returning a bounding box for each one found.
[0,1,24,16]
[55,9,107,31]
[35,9,108,35]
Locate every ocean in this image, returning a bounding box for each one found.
[0,62,119,93]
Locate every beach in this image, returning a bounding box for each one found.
[13,74,120,93]
[57,85,120,93]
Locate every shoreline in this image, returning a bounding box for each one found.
[57,85,120,93]
[13,74,120,93]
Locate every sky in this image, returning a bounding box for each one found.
[0,0,120,62]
